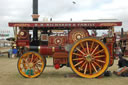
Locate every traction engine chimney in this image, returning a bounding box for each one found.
[31,0,39,44]
[32,0,39,21]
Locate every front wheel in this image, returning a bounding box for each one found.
[17,52,45,78]
[69,38,110,78]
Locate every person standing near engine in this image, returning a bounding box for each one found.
[115,46,122,59]
[12,44,17,58]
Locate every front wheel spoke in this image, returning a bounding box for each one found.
[94,55,105,58]
[73,53,83,56]
[23,58,29,65]
[29,68,32,76]
[94,49,104,55]
[30,54,34,62]
[35,65,41,72]
[21,63,28,69]
[33,57,39,64]
[33,66,36,74]
[36,63,43,67]
[91,45,99,55]
[84,63,88,74]
[91,63,98,73]
[95,59,105,64]
[73,58,84,61]
[34,60,41,65]
[74,60,83,67]
[76,48,86,55]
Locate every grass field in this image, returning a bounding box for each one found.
[0,55,128,85]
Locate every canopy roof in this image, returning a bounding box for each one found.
[8,19,122,28]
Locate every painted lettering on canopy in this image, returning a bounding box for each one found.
[99,23,117,26]
[14,24,30,27]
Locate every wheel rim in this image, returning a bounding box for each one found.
[17,52,45,78]
[69,38,110,78]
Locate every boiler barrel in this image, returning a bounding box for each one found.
[29,46,65,55]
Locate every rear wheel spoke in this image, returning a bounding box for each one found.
[94,55,105,58]
[73,58,84,61]
[91,45,99,55]
[91,63,98,73]
[94,49,104,55]
[74,61,83,67]
[76,48,86,55]
[72,53,83,56]
[90,41,94,52]
[93,61,102,68]
[84,63,88,74]
[86,42,89,54]
[89,62,92,74]
[80,61,86,70]
[96,59,105,64]
[80,42,86,53]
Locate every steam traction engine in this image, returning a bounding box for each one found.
[9,20,122,78]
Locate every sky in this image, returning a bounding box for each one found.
[0,0,128,37]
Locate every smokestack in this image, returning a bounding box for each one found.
[32,0,39,21]
[121,28,124,38]
[32,0,39,43]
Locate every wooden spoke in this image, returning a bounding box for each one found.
[29,68,32,76]
[90,41,94,52]
[84,63,88,74]
[73,53,83,56]
[86,42,89,54]
[74,61,83,67]
[94,55,105,58]
[31,54,34,62]
[73,58,84,61]
[94,49,104,55]
[91,45,99,55]
[36,63,43,67]
[80,61,86,69]
[69,38,110,78]
[79,61,86,71]
[21,63,28,69]
[33,67,36,74]
[96,59,105,64]
[33,57,39,63]
[89,62,92,74]
[76,48,86,55]
[93,61,102,68]
[18,52,45,78]
[34,60,41,65]
[80,42,86,53]
[23,58,29,65]
[91,63,98,73]
[35,65,41,72]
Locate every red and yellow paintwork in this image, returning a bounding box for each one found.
[9,20,122,78]
[9,21,122,27]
